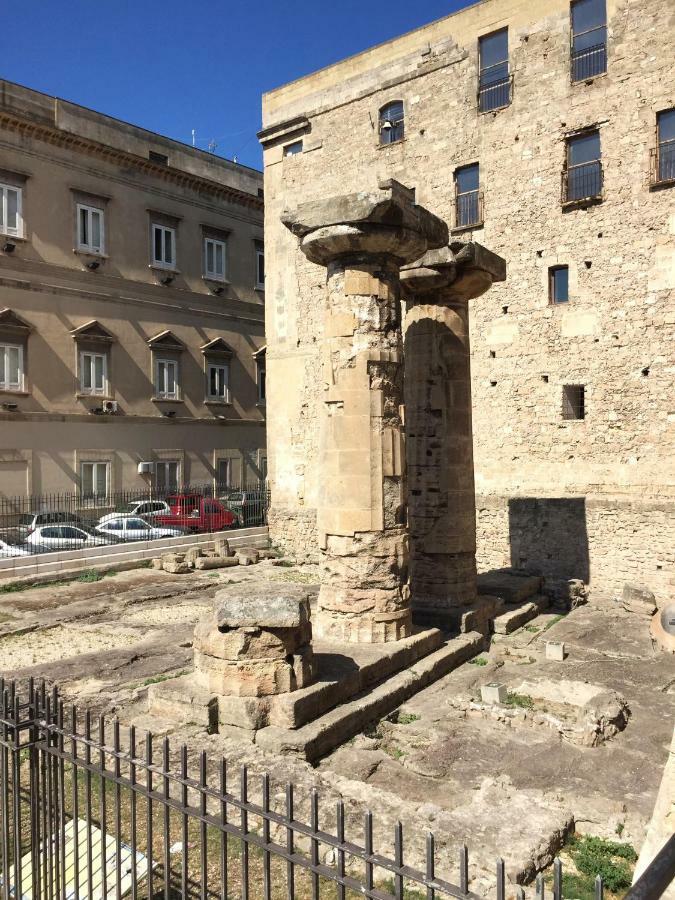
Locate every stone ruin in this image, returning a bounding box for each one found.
[150,180,513,752]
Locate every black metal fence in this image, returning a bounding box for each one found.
[570,42,607,82]
[2,681,673,899]
[0,483,270,559]
[478,74,512,114]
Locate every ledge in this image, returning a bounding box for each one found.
[151,396,184,403]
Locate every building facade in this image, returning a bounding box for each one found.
[260,0,675,602]
[0,80,266,500]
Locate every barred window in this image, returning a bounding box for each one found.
[562,384,585,420]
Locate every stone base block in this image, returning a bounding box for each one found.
[493,594,549,635]
[313,607,413,644]
[147,674,218,731]
[194,648,315,697]
[412,593,504,634]
[476,571,544,605]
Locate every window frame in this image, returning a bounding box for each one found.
[151,223,177,269]
[549,266,570,304]
[206,361,231,403]
[76,203,105,255]
[256,357,266,404]
[155,460,179,492]
[79,349,109,396]
[453,163,483,230]
[0,342,24,392]
[563,130,603,205]
[378,100,405,146]
[154,357,180,400]
[478,28,511,113]
[80,461,110,500]
[283,141,304,157]
[0,183,23,238]
[255,245,265,291]
[570,0,607,82]
[652,108,675,187]
[562,384,586,421]
[203,236,227,281]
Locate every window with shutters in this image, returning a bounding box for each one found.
[77,204,105,254]
[207,362,230,402]
[151,223,176,268]
[155,358,179,400]
[204,237,227,280]
[0,184,23,237]
[0,343,24,392]
[81,461,109,500]
[79,351,108,396]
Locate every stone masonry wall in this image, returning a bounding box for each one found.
[261,0,675,602]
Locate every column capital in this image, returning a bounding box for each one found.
[401,241,506,303]
[281,179,448,267]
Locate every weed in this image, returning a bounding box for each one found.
[615,822,625,837]
[505,692,534,710]
[389,712,420,725]
[525,625,540,633]
[75,569,111,583]
[380,877,427,900]
[468,657,488,666]
[568,835,637,893]
[559,872,598,900]
[142,670,189,687]
[542,614,565,633]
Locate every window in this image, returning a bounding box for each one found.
[155,358,179,399]
[81,462,109,499]
[80,351,108,396]
[653,109,675,185]
[207,363,230,401]
[255,244,265,290]
[0,343,24,391]
[564,131,602,203]
[284,141,303,157]
[204,237,227,280]
[256,357,266,404]
[549,266,570,304]
[0,184,22,237]
[156,461,179,492]
[77,204,104,254]
[217,459,230,489]
[479,29,511,112]
[454,163,482,228]
[379,101,404,145]
[152,224,176,268]
[571,0,607,81]
[562,385,585,420]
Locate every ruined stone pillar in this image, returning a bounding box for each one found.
[400,243,506,627]
[283,181,447,642]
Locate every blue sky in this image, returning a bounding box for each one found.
[5,0,471,171]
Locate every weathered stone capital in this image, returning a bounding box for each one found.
[281,179,448,267]
[400,241,506,303]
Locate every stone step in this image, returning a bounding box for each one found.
[253,631,486,763]
[493,594,550,635]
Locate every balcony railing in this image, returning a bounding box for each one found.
[478,73,512,113]
[454,189,484,230]
[571,41,607,81]
[562,160,603,205]
[650,141,675,186]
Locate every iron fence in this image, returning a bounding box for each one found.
[0,482,270,558]
[2,680,672,899]
[562,161,603,205]
[454,191,484,231]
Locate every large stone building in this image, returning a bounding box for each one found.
[0,80,266,499]
[260,0,675,604]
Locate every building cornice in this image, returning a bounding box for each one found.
[0,110,264,213]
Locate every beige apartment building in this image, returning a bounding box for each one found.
[0,80,266,499]
[260,0,675,602]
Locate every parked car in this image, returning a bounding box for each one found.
[25,523,120,552]
[154,494,237,534]
[96,514,183,542]
[219,490,268,527]
[0,531,32,558]
[16,511,84,535]
[122,500,172,520]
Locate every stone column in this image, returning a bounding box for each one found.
[400,243,506,627]
[282,181,447,643]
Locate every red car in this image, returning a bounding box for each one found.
[155,494,237,533]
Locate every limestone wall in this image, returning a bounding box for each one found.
[261,0,675,602]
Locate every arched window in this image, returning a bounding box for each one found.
[379,101,404,145]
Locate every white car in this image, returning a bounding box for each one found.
[96,515,183,542]
[122,500,172,520]
[0,533,32,557]
[25,524,116,551]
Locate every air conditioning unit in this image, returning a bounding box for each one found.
[102,400,118,414]
[138,462,155,475]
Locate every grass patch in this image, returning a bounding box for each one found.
[142,670,189,687]
[542,613,565,633]
[468,656,488,666]
[75,568,112,583]
[389,712,420,725]
[615,822,625,837]
[380,877,427,899]
[0,567,115,594]
[567,835,637,894]
[505,692,534,710]
[525,625,540,633]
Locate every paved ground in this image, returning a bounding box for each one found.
[1,564,673,894]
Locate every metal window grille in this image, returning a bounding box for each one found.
[478,71,512,113]
[650,139,675,186]
[562,384,585,420]
[570,39,607,81]
[562,160,603,204]
[454,190,484,229]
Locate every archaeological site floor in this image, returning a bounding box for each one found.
[1,562,672,894]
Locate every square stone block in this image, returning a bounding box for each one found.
[546,641,566,661]
[481,682,508,704]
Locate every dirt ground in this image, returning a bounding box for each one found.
[1,563,673,894]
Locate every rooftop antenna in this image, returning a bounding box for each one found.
[191,129,196,147]
[208,139,217,154]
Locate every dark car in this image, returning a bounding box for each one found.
[219,490,268,527]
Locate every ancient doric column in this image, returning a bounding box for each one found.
[282,181,447,643]
[400,242,506,627]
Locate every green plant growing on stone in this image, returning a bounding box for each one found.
[615,822,625,837]
[76,569,110,583]
[505,692,534,710]
[389,711,420,725]
[468,657,488,666]
[542,614,565,633]
[568,835,637,894]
